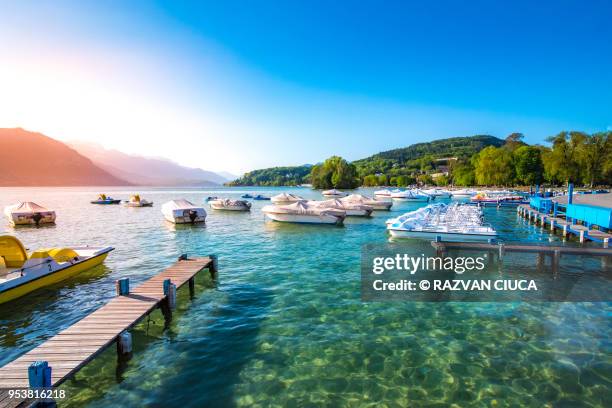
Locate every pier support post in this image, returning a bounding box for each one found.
[579,230,585,243]
[536,253,544,271]
[117,331,133,355]
[189,277,195,298]
[28,361,52,388]
[550,219,555,231]
[552,250,561,274]
[163,279,177,310]
[604,238,609,249]
[116,278,130,296]
[562,225,568,237]
[208,254,218,278]
[540,215,546,228]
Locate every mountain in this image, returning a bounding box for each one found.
[228,165,313,186]
[353,135,505,176]
[0,128,129,186]
[69,141,229,186]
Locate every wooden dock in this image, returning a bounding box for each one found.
[0,256,216,407]
[517,204,612,245]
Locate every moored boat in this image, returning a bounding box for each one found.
[262,201,346,225]
[451,189,476,198]
[321,189,348,198]
[161,199,207,224]
[253,195,271,200]
[391,190,431,202]
[241,194,254,199]
[91,194,121,205]
[0,235,113,304]
[209,198,251,211]
[309,199,373,217]
[4,202,56,226]
[387,203,497,242]
[422,188,452,198]
[374,189,393,198]
[271,193,305,205]
[125,194,153,207]
[340,194,393,211]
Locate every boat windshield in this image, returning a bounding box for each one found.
[0,236,28,268]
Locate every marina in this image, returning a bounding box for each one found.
[0,256,215,407]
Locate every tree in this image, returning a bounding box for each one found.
[473,146,515,186]
[435,175,450,186]
[362,175,378,187]
[377,174,388,186]
[543,131,584,184]
[576,132,611,187]
[310,156,359,189]
[513,146,544,185]
[451,162,475,186]
[505,133,525,151]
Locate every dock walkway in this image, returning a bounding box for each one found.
[0,256,215,407]
[518,204,612,245]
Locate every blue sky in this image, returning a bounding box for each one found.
[1,0,610,173]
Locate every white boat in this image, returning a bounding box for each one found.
[387,203,497,242]
[451,189,477,198]
[321,189,348,198]
[341,194,393,211]
[374,189,393,197]
[422,188,452,199]
[4,202,56,226]
[125,194,153,207]
[390,190,431,202]
[262,201,346,225]
[208,198,251,211]
[309,199,373,217]
[0,235,113,304]
[161,199,207,224]
[271,193,305,205]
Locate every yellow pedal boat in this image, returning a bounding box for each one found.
[0,236,114,304]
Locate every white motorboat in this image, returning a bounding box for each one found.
[0,235,113,304]
[309,199,373,217]
[125,194,153,207]
[321,189,348,198]
[422,188,452,199]
[390,190,431,202]
[262,201,346,225]
[161,199,207,224]
[387,203,497,242]
[208,198,251,211]
[341,194,393,211]
[4,202,56,226]
[374,189,393,198]
[451,189,477,198]
[271,193,305,205]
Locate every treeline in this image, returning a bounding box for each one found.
[228,165,312,186]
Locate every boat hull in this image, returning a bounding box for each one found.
[0,252,110,304]
[388,229,497,242]
[271,200,301,205]
[91,200,121,205]
[264,212,344,225]
[391,197,430,202]
[366,201,393,210]
[164,215,206,224]
[210,204,250,211]
[8,213,56,226]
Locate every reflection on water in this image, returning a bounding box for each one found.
[0,187,609,407]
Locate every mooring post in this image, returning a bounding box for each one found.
[209,254,218,278]
[116,278,130,296]
[28,360,52,388]
[117,331,133,355]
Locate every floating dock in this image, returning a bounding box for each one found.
[518,204,612,245]
[0,255,217,408]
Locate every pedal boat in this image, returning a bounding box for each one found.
[271,193,305,205]
[0,235,113,304]
[4,202,56,226]
[253,195,271,200]
[161,199,207,224]
[125,194,153,207]
[340,194,393,210]
[262,201,346,225]
[91,194,121,205]
[209,198,251,211]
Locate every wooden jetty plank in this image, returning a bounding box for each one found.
[0,257,212,394]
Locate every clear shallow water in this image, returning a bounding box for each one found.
[0,187,610,407]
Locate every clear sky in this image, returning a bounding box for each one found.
[1,0,610,174]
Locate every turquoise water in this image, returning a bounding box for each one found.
[0,187,610,407]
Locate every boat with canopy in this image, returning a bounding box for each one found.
[262,201,346,225]
[4,202,56,226]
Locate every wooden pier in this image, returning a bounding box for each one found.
[517,204,611,246]
[0,255,217,408]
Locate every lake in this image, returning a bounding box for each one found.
[0,187,610,407]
